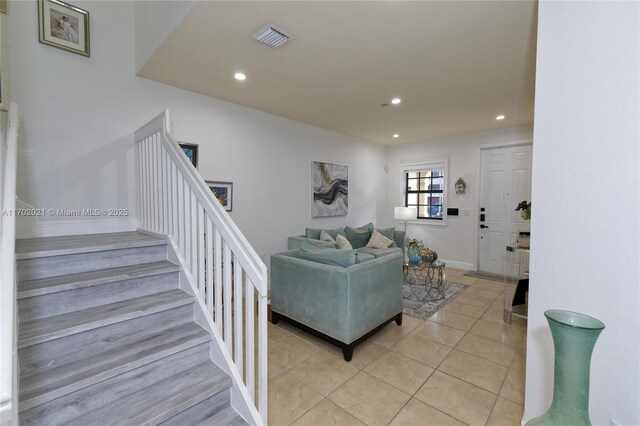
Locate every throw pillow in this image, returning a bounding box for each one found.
[305,228,322,239]
[319,229,336,243]
[298,240,356,267]
[336,234,353,250]
[375,227,397,247]
[366,229,394,249]
[305,227,346,240]
[363,222,375,233]
[325,227,347,240]
[345,224,373,248]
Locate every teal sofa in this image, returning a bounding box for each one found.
[270,249,404,361]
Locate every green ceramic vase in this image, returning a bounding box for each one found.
[526,310,605,426]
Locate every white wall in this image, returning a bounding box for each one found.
[134,0,196,73]
[383,125,532,269]
[6,0,386,265]
[1,6,8,135]
[524,2,640,424]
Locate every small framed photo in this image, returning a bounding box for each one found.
[38,0,90,57]
[206,181,233,212]
[179,142,198,169]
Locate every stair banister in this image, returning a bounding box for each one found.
[0,102,20,426]
[134,110,268,425]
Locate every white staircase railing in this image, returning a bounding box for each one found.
[0,102,20,426]
[134,111,268,425]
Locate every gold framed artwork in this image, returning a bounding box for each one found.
[38,0,90,57]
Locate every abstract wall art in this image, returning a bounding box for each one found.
[179,142,198,168]
[206,181,233,212]
[311,161,348,217]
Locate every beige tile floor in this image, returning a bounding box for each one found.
[268,267,527,426]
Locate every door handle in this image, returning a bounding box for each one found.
[480,224,489,229]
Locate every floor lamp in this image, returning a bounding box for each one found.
[394,207,417,261]
[394,206,417,235]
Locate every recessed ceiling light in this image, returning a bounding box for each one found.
[391,98,402,105]
[496,115,505,120]
[393,134,400,138]
[234,72,246,81]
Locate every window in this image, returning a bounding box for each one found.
[404,162,446,221]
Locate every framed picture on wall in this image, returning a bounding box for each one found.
[38,0,90,57]
[311,161,348,217]
[206,181,233,212]
[179,142,199,168]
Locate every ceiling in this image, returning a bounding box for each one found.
[138,1,537,145]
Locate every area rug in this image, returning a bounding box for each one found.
[402,276,468,321]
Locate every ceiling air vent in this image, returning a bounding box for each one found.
[252,25,293,49]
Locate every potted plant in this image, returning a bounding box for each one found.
[515,200,531,220]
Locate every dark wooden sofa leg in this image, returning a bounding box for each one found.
[342,345,354,362]
[271,311,280,325]
[395,312,403,326]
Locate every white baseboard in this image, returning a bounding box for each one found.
[439,259,474,271]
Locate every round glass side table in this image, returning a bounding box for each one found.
[404,259,446,301]
[422,260,446,301]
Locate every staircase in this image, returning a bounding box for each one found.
[15,231,246,425]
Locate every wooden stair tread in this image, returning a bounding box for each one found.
[18,261,180,298]
[16,232,166,259]
[64,361,231,426]
[160,395,247,426]
[19,322,210,409]
[19,344,212,423]
[18,290,192,348]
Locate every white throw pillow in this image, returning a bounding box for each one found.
[336,234,353,250]
[366,229,394,249]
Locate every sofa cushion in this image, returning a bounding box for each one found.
[305,228,322,239]
[319,229,336,243]
[303,238,337,249]
[357,247,403,258]
[356,252,376,263]
[366,229,394,249]
[299,240,356,267]
[345,223,374,248]
[305,227,346,240]
[336,234,353,250]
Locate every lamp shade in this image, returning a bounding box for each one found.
[394,206,417,221]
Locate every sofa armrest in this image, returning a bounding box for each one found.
[270,252,350,339]
[393,230,406,249]
[346,253,404,342]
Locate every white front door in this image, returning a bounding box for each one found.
[478,145,532,274]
